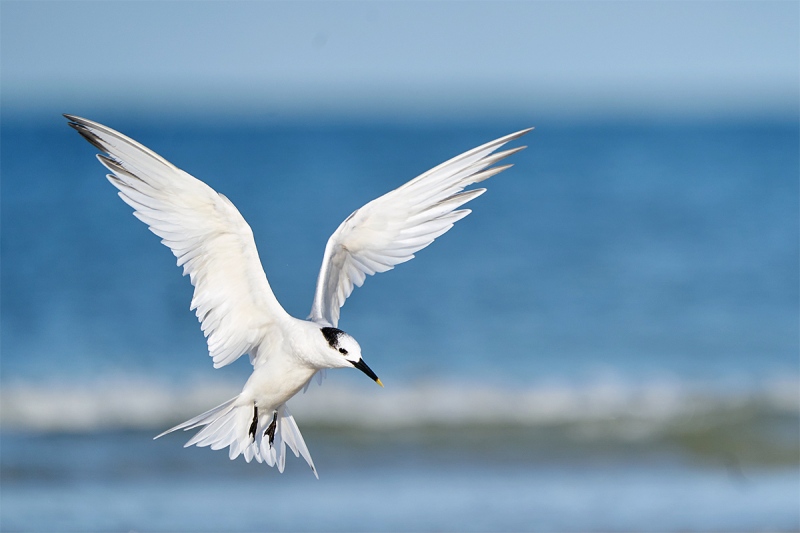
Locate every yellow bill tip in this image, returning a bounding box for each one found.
[376,378,384,388]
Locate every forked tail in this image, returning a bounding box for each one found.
[155,398,317,478]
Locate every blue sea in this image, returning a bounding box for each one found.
[1,115,798,532]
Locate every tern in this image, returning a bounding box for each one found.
[66,115,530,477]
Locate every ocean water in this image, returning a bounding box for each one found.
[1,115,798,531]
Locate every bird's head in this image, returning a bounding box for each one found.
[319,327,383,387]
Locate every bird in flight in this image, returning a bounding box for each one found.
[66,115,531,477]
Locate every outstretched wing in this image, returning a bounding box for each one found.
[309,128,532,327]
[66,115,290,368]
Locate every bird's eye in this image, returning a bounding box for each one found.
[339,348,348,355]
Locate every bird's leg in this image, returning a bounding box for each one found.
[264,411,278,447]
[248,405,258,442]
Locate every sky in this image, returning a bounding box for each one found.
[1,1,798,120]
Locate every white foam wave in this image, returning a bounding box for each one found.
[1,375,797,433]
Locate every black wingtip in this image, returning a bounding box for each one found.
[65,116,107,152]
[77,128,107,152]
[63,114,83,128]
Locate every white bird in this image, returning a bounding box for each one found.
[66,114,531,477]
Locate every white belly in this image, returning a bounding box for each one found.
[239,355,317,412]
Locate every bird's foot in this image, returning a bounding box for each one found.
[264,411,278,447]
[248,405,259,442]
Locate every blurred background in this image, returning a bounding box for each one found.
[1,1,798,531]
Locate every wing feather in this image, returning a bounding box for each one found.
[66,115,289,368]
[309,128,532,327]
